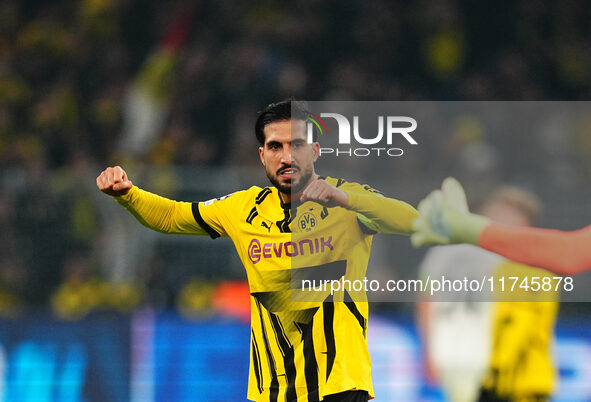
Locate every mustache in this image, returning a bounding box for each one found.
[276,164,300,175]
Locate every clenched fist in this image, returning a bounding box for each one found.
[300,178,348,208]
[96,166,133,196]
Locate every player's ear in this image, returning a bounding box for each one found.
[312,142,320,162]
[259,146,265,166]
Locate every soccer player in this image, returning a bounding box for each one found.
[96,101,419,402]
[412,177,591,275]
[417,187,558,402]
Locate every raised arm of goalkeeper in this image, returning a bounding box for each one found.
[411,177,591,276]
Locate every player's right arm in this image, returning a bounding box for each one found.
[96,166,210,236]
[412,177,591,275]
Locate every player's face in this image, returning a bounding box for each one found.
[259,119,319,200]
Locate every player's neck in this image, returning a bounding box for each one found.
[279,192,291,205]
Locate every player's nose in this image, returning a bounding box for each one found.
[280,146,293,164]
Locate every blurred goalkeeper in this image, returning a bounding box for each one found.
[416,186,558,402]
[412,177,591,275]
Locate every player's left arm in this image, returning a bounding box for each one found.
[300,178,418,235]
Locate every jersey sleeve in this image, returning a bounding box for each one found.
[192,190,247,238]
[339,181,419,235]
[115,186,209,235]
[479,223,591,275]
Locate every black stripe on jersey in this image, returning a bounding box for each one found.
[513,348,528,394]
[255,299,280,402]
[295,321,320,402]
[256,188,272,204]
[362,184,383,195]
[267,311,293,353]
[251,330,264,394]
[276,208,292,233]
[487,369,500,393]
[344,291,367,337]
[268,312,297,402]
[246,206,259,224]
[191,203,221,239]
[291,261,347,290]
[323,296,336,381]
[336,178,346,188]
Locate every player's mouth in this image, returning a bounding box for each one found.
[277,166,299,179]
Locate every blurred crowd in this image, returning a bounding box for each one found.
[1,0,591,318]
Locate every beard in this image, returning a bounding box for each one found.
[266,163,313,196]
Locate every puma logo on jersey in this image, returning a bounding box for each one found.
[248,237,334,264]
[261,221,273,232]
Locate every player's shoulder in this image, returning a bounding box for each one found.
[322,176,383,195]
[245,185,279,203]
[201,187,259,207]
[215,185,279,207]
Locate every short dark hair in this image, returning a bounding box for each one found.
[254,99,318,145]
[483,186,542,224]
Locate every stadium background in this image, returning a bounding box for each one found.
[1,0,591,400]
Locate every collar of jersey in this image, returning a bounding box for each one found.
[259,177,337,218]
[274,176,335,211]
[280,199,290,210]
[252,186,291,220]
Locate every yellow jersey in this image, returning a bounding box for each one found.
[482,261,559,400]
[116,176,418,401]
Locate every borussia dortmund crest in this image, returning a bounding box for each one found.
[298,211,318,232]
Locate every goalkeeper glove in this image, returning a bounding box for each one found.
[411,177,489,246]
